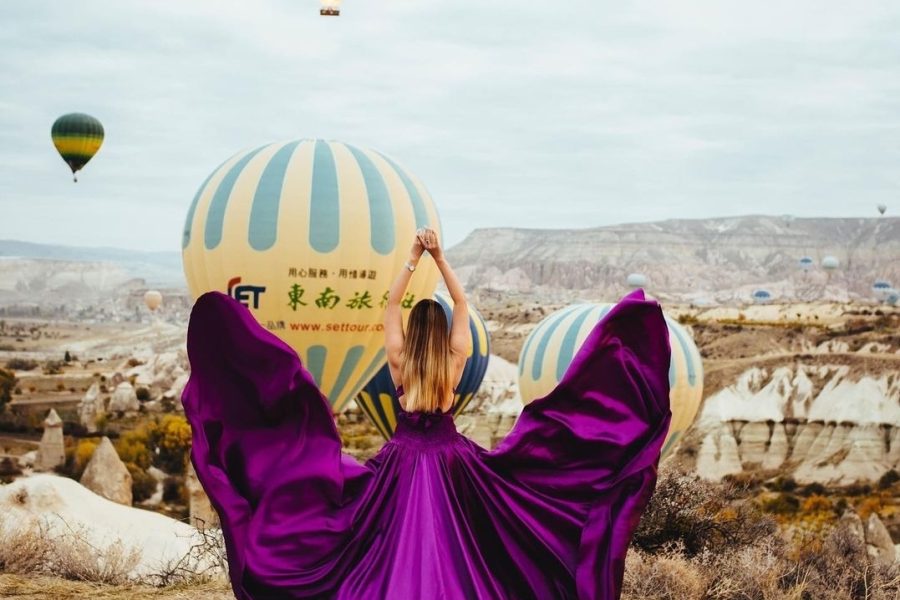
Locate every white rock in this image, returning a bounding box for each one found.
[0,474,221,579]
[80,437,133,506]
[109,381,140,412]
[35,409,65,471]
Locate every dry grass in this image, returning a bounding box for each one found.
[0,574,233,599]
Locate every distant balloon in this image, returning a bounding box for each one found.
[799,257,814,271]
[320,0,341,15]
[51,113,104,182]
[518,303,703,458]
[626,273,648,289]
[877,204,887,215]
[886,290,899,306]
[355,293,490,440]
[144,290,163,311]
[873,281,892,301]
[181,139,442,413]
[822,256,840,271]
[752,289,772,304]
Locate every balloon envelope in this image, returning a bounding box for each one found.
[878,204,887,215]
[51,113,104,180]
[181,139,442,412]
[144,290,163,311]
[799,256,814,270]
[355,293,490,439]
[518,303,703,457]
[822,256,840,270]
[752,289,772,303]
[626,273,647,289]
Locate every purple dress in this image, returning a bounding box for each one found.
[182,289,671,600]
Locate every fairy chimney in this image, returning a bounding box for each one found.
[80,437,133,506]
[35,409,65,471]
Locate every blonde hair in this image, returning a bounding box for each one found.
[401,299,452,412]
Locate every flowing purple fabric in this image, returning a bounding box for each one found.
[182,289,671,600]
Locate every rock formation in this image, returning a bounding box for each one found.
[186,462,219,529]
[78,382,105,433]
[692,365,900,486]
[80,437,133,506]
[35,409,65,471]
[109,381,140,412]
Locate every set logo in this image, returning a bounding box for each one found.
[227,277,266,309]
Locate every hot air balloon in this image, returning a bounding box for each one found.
[873,281,892,301]
[518,303,703,458]
[878,204,887,216]
[355,293,490,439]
[320,0,341,15]
[182,139,442,413]
[886,290,899,306]
[799,256,814,271]
[144,290,163,311]
[752,289,772,304]
[822,256,839,271]
[51,113,104,182]
[626,273,647,289]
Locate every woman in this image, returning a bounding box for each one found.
[183,228,671,600]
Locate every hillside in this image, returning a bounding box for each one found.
[447,216,900,303]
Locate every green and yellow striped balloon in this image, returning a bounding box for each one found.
[51,113,104,182]
[518,303,703,458]
[182,139,443,413]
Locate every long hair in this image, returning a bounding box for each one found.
[400,299,452,412]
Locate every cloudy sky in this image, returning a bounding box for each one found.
[1,0,898,251]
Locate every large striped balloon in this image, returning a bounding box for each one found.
[518,303,703,457]
[356,292,490,439]
[51,113,104,182]
[182,139,442,412]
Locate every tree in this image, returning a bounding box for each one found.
[0,368,17,412]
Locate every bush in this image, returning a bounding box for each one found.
[125,462,157,503]
[4,358,38,371]
[0,368,16,412]
[135,386,151,402]
[126,358,143,368]
[42,360,64,375]
[633,472,777,556]
[162,476,186,504]
[878,469,900,490]
[759,493,800,515]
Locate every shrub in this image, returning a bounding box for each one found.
[0,367,16,412]
[4,358,38,371]
[759,493,800,515]
[135,386,151,402]
[42,360,63,375]
[162,476,186,504]
[126,358,143,368]
[878,469,900,490]
[802,495,833,514]
[125,462,157,503]
[633,472,776,557]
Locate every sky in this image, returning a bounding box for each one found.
[1,0,899,252]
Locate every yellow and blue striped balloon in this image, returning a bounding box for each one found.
[356,293,491,439]
[518,303,703,457]
[182,139,443,413]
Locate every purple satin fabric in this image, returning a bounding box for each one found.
[182,289,671,600]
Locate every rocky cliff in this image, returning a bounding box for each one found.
[448,216,900,302]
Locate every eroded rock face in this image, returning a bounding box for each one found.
[693,365,900,486]
[80,437,132,506]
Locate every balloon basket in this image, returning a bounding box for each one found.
[320,8,340,15]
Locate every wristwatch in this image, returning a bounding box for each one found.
[405,261,417,272]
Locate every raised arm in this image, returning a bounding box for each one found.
[419,228,471,359]
[384,233,425,385]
